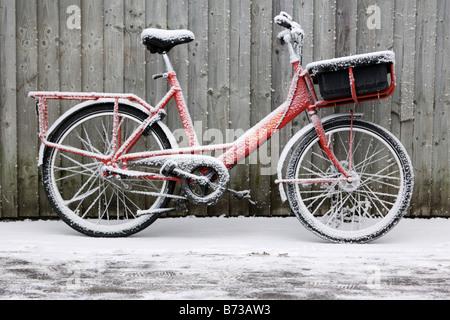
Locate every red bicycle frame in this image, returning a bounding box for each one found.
[29,50,395,186]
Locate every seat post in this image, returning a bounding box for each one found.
[162,53,174,73]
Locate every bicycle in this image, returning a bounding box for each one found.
[29,12,414,243]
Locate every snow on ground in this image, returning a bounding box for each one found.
[0,217,449,300]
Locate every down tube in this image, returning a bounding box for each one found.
[219,75,313,169]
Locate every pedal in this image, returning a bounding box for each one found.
[136,207,176,217]
[175,198,188,211]
[227,189,257,205]
[228,189,249,200]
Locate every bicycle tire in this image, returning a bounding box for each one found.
[42,103,176,237]
[286,119,414,243]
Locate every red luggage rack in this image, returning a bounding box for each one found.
[28,91,156,163]
[303,51,396,108]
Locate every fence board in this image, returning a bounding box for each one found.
[394,0,417,216]
[374,0,395,131]
[124,0,146,98]
[104,0,124,93]
[355,0,376,122]
[81,0,103,93]
[314,0,336,120]
[16,0,39,218]
[431,0,450,217]
[291,0,314,130]
[228,0,251,216]
[60,0,82,110]
[412,0,437,216]
[145,0,167,103]
[0,0,18,218]
[166,0,189,146]
[270,0,293,217]
[166,0,194,217]
[207,0,230,217]
[37,0,60,217]
[336,0,357,57]
[186,0,208,217]
[56,0,82,219]
[249,0,273,217]
[1,0,450,219]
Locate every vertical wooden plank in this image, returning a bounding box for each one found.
[37,0,60,217]
[335,0,358,115]
[55,0,82,219]
[296,0,314,68]
[392,0,416,216]
[124,0,146,98]
[398,1,417,124]
[16,0,39,218]
[144,2,170,216]
[249,0,273,216]
[104,0,124,93]
[356,0,376,54]
[145,0,167,104]
[313,0,336,61]
[166,0,192,216]
[122,0,146,213]
[184,0,208,217]
[78,0,103,216]
[60,0,82,111]
[374,0,395,131]
[431,0,450,217]
[207,0,230,217]
[228,0,251,217]
[81,0,103,93]
[313,0,336,119]
[0,0,18,218]
[272,0,315,218]
[167,0,189,148]
[335,0,357,57]
[412,0,437,217]
[270,0,293,217]
[290,0,314,131]
[356,0,376,122]
[187,0,208,127]
[38,0,59,98]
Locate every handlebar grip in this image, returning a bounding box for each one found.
[274,14,292,29]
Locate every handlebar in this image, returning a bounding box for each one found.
[274,12,293,29]
[274,11,304,38]
[274,12,304,64]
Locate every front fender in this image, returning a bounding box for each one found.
[37,98,177,166]
[277,112,363,202]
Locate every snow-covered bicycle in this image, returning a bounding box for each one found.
[29,12,413,243]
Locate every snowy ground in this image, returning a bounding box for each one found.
[0,216,449,300]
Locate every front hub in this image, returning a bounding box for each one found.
[339,172,361,193]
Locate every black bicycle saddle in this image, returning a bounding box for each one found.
[141,28,195,54]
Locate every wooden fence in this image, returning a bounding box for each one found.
[0,0,449,219]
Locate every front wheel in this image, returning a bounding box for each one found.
[286,119,414,243]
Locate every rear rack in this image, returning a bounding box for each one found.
[28,91,155,138]
[28,91,156,163]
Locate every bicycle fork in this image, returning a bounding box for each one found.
[308,107,354,182]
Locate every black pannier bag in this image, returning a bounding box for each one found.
[306,51,395,101]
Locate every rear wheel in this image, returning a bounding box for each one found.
[286,119,414,243]
[42,103,176,237]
